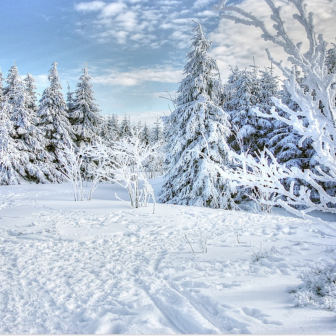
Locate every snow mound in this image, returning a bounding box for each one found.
[289,258,336,311]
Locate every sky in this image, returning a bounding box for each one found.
[0,0,335,124]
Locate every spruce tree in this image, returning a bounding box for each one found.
[66,82,75,113]
[4,63,21,104]
[141,122,151,145]
[2,65,60,183]
[151,115,163,144]
[160,24,234,209]
[224,66,273,154]
[0,100,24,184]
[326,42,336,75]
[24,73,38,117]
[37,62,75,167]
[0,68,4,103]
[70,63,102,145]
[109,114,120,141]
[120,114,131,138]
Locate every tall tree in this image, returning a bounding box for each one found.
[224,65,273,154]
[160,23,235,209]
[24,73,38,117]
[3,65,60,183]
[120,114,131,138]
[4,63,21,105]
[151,115,163,144]
[140,122,151,145]
[326,42,336,75]
[0,68,4,103]
[37,62,75,169]
[70,63,102,146]
[66,82,76,113]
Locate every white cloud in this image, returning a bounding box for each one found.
[115,11,138,31]
[193,0,215,9]
[210,0,336,79]
[74,0,210,48]
[100,2,127,17]
[34,74,49,88]
[92,67,183,86]
[74,1,106,12]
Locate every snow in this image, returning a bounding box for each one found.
[0,179,336,334]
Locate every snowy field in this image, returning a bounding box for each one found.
[0,179,336,334]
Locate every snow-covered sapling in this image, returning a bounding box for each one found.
[111,129,157,213]
[250,242,277,262]
[57,143,85,201]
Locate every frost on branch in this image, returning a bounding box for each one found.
[216,0,336,215]
[160,23,235,209]
[57,141,115,201]
[289,259,336,312]
[111,129,157,213]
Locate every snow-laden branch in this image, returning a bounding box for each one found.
[111,130,158,213]
[214,0,336,217]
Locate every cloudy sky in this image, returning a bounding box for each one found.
[1,0,335,124]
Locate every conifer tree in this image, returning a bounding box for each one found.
[109,114,121,141]
[224,65,273,154]
[160,23,234,209]
[141,122,151,145]
[66,82,75,113]
[24,73,38,117]
[70,63,102,146]
[326,42,336,75]
[6,66,62,183]
[0,68,4,103]
[37,62,75,168]
[120,114,131,138]
[4,63,21,105]
[151,115,163,144]
[0,100,24,184]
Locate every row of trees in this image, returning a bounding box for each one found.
[0,61,165,186]
[101,114,163,146]
[0,62,102,184]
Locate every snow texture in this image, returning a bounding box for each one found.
[0,180,335,334]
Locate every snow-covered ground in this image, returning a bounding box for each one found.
[0,178,336,334]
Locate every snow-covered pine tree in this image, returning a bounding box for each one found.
[326,42,336,75]
[120,114,131,138]
[66,82,75,113]
[160,23,235,209]
[140,122,151,145]
[7,67,62,183]
[70,63,102,146]
[151,115,163,144]
[0,96,61,184]
[0,100,24,184]
[24,73,38,117]
[4,63,21,105]
[224,64,273,154]
[0,68,4,103]
[110,114,120,141]
[37,62,75,171]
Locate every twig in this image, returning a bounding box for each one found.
[185,234,195,254]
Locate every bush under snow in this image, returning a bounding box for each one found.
[289,259,336,311]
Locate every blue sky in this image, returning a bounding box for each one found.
[0,0,223,123]
[1,0,335,124]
